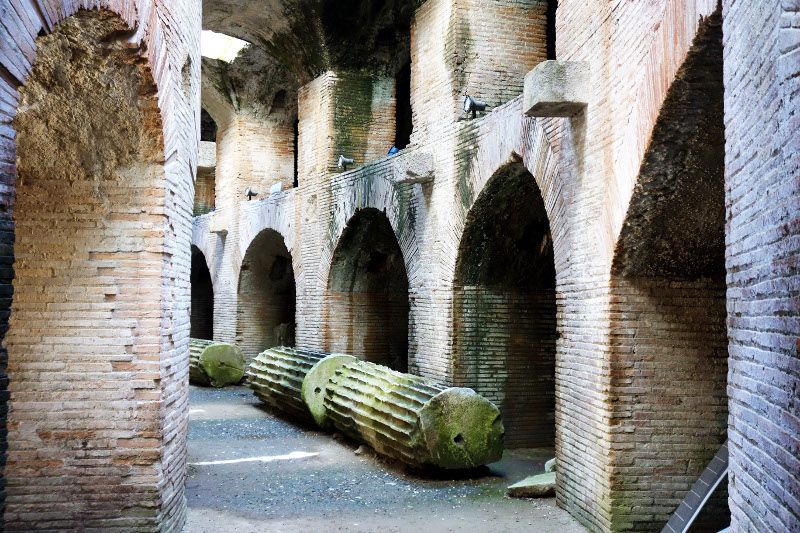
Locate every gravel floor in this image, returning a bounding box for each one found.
[184,385,587,533]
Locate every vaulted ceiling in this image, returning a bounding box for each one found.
[203,0,416,82]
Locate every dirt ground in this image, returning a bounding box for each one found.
[184,385,587,533]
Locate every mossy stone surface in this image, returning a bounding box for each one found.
[302,354,357,427]
[200,343,245,388]
[419,388,504,469]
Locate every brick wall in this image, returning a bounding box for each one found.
[194,167,216,216]
[0,1,198,530]
[724,0,800,530]
[298,71,397,179]
[410,0,548,145]
[453,288,556,449]
[216,115,294,210]
[608,279,728,530]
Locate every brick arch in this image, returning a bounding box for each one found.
[441,114,566,294]
[322,206,410,372]
[0,4,197,530]
[320,175,421,293]
[452,160,557,450]
[237,195,297,282]
[191,245,215,340]
[236,226,297,362]
[607,0,722,244]
[607,9,729,531]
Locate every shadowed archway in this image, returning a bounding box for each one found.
[324,208,409,371]
[452,161,556,450]
[608,10,729,530]
[191,246,214,340]
[236,229,296,362]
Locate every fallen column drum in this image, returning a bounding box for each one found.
[247,347,505,470]
[189,338,245,387]
[246,347,355,424]
[323,359,505,469]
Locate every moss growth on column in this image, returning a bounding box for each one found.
[324,359,505,469]
[189,338,245,388]
[302,354,357,427]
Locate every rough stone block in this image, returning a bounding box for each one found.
[507,472,556,498]
[523,61,590,117]
[392,152,434,184]
[199,141,217,169]
[209,210,228,235]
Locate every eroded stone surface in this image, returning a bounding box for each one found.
[507,472,556,498]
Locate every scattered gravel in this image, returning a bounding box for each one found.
[185,385,586,532]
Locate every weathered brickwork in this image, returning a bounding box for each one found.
[0,0,763,530]
[724,0,800,530]
[194,167,216,216]
[323,208,410,371]
[1,0,199,530]
[453,287,556,449]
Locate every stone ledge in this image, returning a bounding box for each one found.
[209,210,228,235]
[507,472,556,498]
[524,61,590,117]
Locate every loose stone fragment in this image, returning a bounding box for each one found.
[189,338,245,388]
[507,472,556,498]
[545,457,557,472]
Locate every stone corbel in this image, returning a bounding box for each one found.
[209,210,228,236]
[524,61,590,117]
[392,152,434,185]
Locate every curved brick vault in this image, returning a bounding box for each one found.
[452,161,557,450]
[608,10,729,531]
[237,228,296,362]
[324,207,410,371]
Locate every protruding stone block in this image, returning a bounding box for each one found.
[392,152,434,184]
[209,210,228,235]
[524,61,590,117]
[189,338,245,388]
[507,472,556,498]
[545,457,557,472]
[198,141,217,169]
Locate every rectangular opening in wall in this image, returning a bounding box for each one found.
[293,118,299,187]
[394,61,412,150]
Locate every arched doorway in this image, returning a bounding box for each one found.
[452,162,556,450]
[236,229,296,362]
[191,246,214,340]
[324,208,409,371]
[609,10,729,529]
